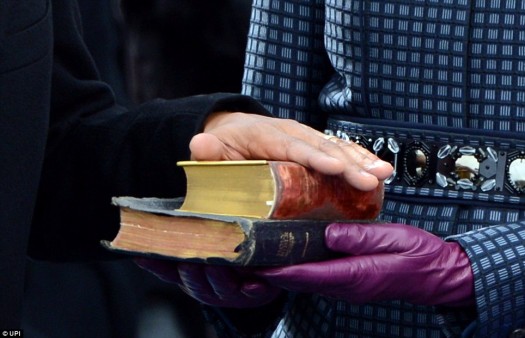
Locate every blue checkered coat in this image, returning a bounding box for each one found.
[211,1,525,337]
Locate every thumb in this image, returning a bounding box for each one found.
[189,133,226,160]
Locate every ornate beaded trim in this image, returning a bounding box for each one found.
[326,119,525,205]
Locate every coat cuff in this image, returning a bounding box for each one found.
[444,221,525,337]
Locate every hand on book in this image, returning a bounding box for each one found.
[190,112,393,191]
[257,222,475,307]
[135,258,283,308]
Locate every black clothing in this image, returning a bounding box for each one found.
[0,0,267,328]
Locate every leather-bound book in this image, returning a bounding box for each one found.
[103,161,384,266]
[177,160,384,220]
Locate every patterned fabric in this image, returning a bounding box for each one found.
[450,222,525,336]
[243,0,331,128]
[240,0,525,337]
[272,294,335,338]
[320,0,525,132]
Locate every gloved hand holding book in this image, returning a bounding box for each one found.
[135,258,283,308]
[258,222,475,307]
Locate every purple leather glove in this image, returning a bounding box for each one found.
[258,222,474,307]
[135,258,283,308]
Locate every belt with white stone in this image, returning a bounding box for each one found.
[325,117,525,205]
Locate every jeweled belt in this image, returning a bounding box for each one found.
[325,117,525,205]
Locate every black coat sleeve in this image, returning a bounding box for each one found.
[29,0,270,261]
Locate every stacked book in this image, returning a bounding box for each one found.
[103,160,384,266]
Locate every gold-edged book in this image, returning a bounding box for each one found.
[177,160,384,220]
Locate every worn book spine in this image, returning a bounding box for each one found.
[104,197,339,266]
[269,161,384,220]
[219,218,333,266]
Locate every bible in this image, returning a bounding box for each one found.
[103,161,384,266]
[177,160,383,220]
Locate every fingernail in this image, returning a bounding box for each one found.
[363,160,388,170]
